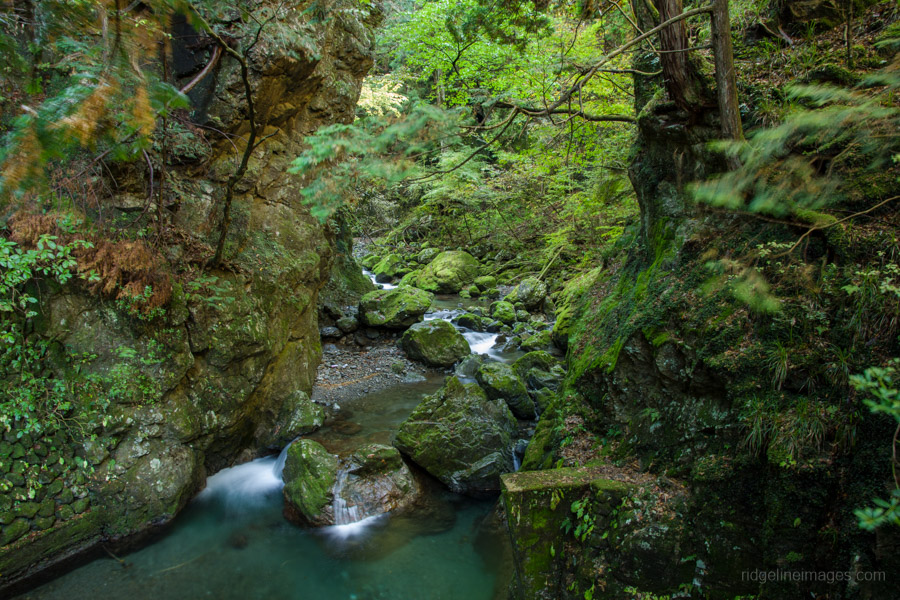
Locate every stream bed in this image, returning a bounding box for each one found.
[15,286,515,600]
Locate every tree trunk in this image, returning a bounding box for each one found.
[654,0,702,112]
[710,0,743,142]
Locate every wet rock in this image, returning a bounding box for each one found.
[401,320,470,367]
[455,354,484,379]
[282,439,339,527]
[455,312,485,331]
[490,301,516,325]
[504,277,548,310]
[394,376,517,496]
[332,444,421,523]
[416,251,481,293]
[359,286,434,329]
[475,362,535,420]
[515,309,530,322]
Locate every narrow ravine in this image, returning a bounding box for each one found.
[15,273,516,600]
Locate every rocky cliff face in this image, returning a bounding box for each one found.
[0,0,377,590]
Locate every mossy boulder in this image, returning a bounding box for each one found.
[416,251,481,293]
[401,320,471,367]
[394,377,517,496]
[474,275,498,290]
[417,247,439,264]
[520,329,553,352]
[491,301,517,325]
[372,253,406,282]
[504,277,548,310]
[282,439,339,527]
[512,351,561,379]
[359,286,434,329]
[361,254,380,270]
[475,362,535,419]
[398,270,421,287]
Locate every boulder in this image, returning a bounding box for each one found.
[490,301,517,325]
[520,329,553,352]
[399,270,421,286]
[282,439,339,527]
[504,277,548,310]
[416,251,481,293]
[475,362,535,419]
[512,351,561,380]
[417,247,439,264]
[372,253,405,282]
[401,320,470,367]
[394,377,517,495]
[331,444,421,524]
[359,286,434,329]
[474,275,497,290]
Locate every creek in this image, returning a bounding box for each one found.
[16,276,516,600]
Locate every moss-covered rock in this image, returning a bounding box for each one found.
[359,286,434,329]
[474,275,498,290]
[475,362,535,419]
[491,301,517,325]
[520,329,553,352]
[394,377,517,496]
[398,270,421,287]
[512,352,561,380]
[282,439,339,527]
[504,277,548,310]
[372,253,406,282]
[416,251,481,293]
[417,247,439,264]
[502,469,634,600]
[401,320,471,367]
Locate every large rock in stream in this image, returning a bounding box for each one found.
[283,441,420,527]
[394,376,517,496]
[475,362,535,419]
[401,320,470,367]
[504,276,548,310]
[416,251,481,293]
[359,286,434,329]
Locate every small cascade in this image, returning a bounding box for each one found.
[331,468,362,525]
[197,455,284,510]
[512,450,522,472]
[463,331,501,357]
[363,268,397,290]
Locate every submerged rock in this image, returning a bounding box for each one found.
[394,376,517,496]
[359,286,434,329]
[475,362,535,420]
[401,320,470,367]
[416,251,481,293]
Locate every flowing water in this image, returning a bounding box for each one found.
[16,278,516,600]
